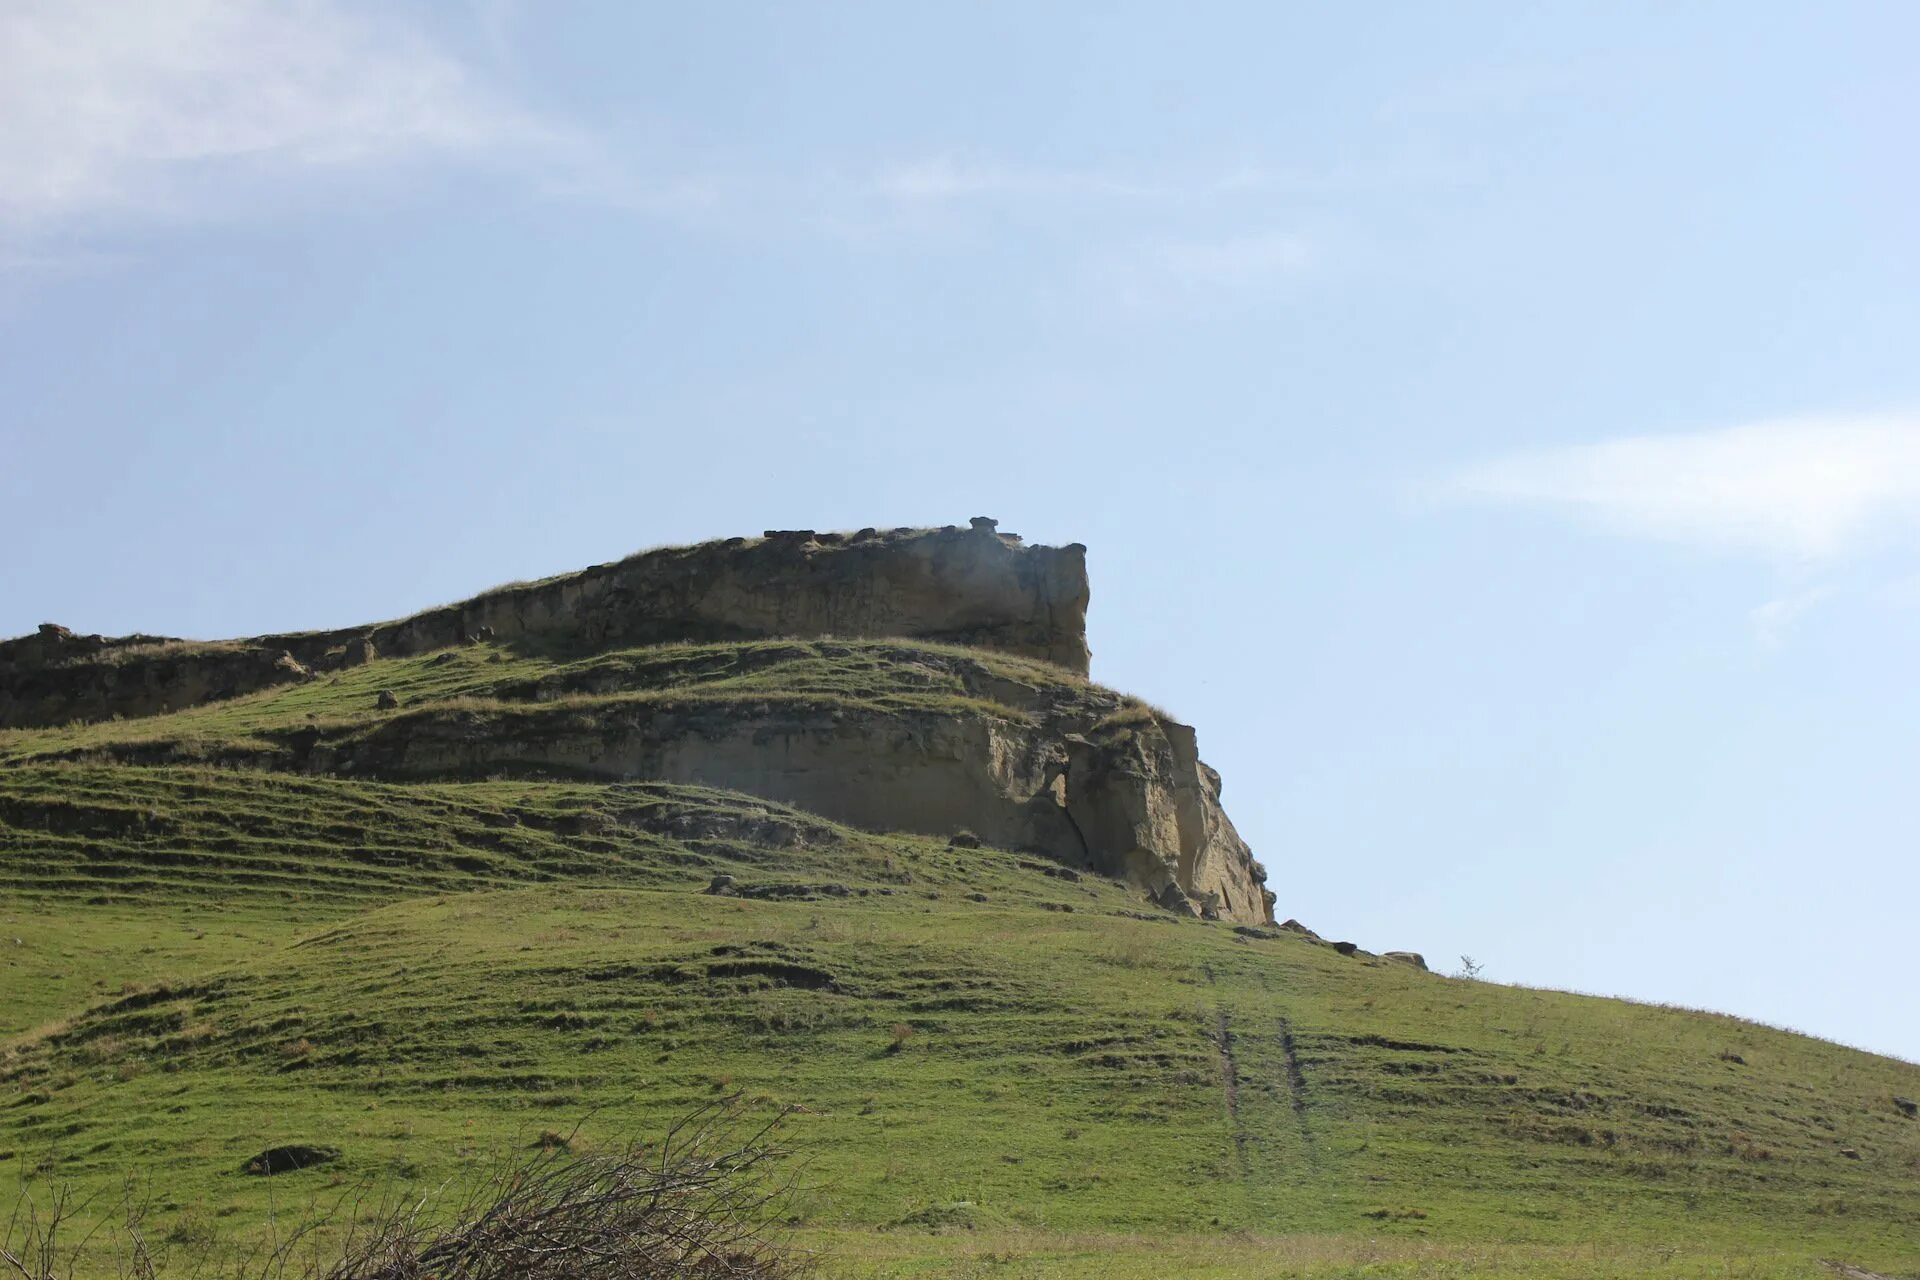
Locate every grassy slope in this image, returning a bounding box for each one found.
[0,639,1101,767]
[1,644,1917,1278]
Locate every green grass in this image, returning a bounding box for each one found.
[2,641,1917,1277]
[0,638,1107,768]
[5,876,1916,1273]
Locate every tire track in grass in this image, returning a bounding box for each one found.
[1278,1015,1315,1155]
[1215,1006,1249,1180]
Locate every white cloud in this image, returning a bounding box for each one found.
[1444,416,1920,562]
[0,0,554,236]
[0,9,1350,285]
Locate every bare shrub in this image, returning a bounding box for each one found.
[3,1102,808,1280]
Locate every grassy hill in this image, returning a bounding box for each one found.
[2,638,1917,1278]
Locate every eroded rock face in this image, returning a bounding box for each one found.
[1061,718,1271,925]
[266,523,1089,675]
[286,699,1273,926]
[0,525,1089,727]
[1,524,1273,923]
[0,628,311,729]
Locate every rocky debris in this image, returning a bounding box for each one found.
[735,882,852,901]
[1840,1147,1862,1160]
[1233,925,1282,941]
[244,1144,340,1176]
[634,804,831,851]
[1115,909,1181,924]
[1154,883,1196,914]
[1384,951,1429,970]
[1894,1096,1917,1118]
[375,689,400,710]
[947,830,982,849]
[1278,919,1321,939]
[1331,941,1359,957]
[970,516,998,533]
[703,874,852,901]
[342,637,377,667]
[1016,859,1082,883]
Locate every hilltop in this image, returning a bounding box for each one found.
[2,524,1916,1278]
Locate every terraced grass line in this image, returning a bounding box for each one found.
[6,880,1916,1267]
[3,636,1919,1276]
[0,638,1109,767]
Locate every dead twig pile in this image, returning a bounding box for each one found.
[3,1101,807,1280]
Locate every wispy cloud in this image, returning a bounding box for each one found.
[0,8,1350,293]
[1443,416,1920,563]
[0,0,556,241]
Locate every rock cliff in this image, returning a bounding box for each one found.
[0,626,313,729]
[0,523,1273,924]
[0,522,1087,729]
[294,697,1269,924]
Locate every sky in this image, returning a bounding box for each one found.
[2,1,1917,1062]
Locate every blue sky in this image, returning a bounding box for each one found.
[2,2,1916,1061]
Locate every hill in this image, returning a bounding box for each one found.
[2,525,1916,1279]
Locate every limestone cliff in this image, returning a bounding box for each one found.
[265,521,1089,675]
[0,522,1087,729]
[284,697,1270,925]
[1,522,1274,924]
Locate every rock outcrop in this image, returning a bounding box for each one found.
[279,522,1089,673]
[0,525,1088,728]
[287,698,1268,925]
[0,522,1274,925]
[0,625,312,729]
